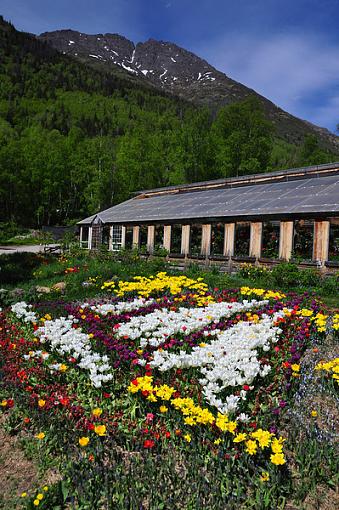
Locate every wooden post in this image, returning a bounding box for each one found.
[109,226,113,251]
[201,224,211,256]
[88,226,92,250]
[163,225,171,252]
[250,222,262,259]
[181,225,190,255]
[132,226,140,248]
[313,220,330,265]
[79,226,83,248]
[121,226,126,249]
[147,225,155,254]
[224,223,235,257]
[279,221,293,260]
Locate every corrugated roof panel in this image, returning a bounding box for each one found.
[78,174,339,224]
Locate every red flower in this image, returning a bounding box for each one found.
[59,397,70,406]
[165,431,171,439]
[243,385,250,391]
[6,399,14,408]
[131,379,139,386]
[143,439,155,449]
[103,392,111,398]
[141,390,149,397]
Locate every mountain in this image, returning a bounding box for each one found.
[0,16,338,228]
[39,29,339,152]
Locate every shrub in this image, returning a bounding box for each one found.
[321,274,338,296]
[270,262,301,287]
[299,268,320,288]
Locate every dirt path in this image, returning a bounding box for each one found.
[0,420,39,509]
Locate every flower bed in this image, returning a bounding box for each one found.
[0,272,337,508]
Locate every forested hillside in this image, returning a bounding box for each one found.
[0,17,337,227]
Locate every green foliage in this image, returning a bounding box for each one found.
[211,97,273,177]
[0,18,337,229]
[321,274,339,296]
[238,263,270,281]
[0,252,46,285]
[270,263,301,287]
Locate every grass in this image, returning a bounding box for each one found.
[0,249,337,309]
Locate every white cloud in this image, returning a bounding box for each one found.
[195,32,339,131]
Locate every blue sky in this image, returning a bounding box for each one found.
[2,0,339,133]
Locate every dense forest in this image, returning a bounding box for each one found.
[0,17,337,227]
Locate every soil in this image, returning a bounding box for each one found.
[0,418,39,509]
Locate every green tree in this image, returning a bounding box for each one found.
[211,97,273,177]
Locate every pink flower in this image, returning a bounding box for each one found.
[146,413,154,422]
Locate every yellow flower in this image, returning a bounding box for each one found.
[38,399,46,408]
[94,425,106,436]
[245,440,257,455]
[260,472,270,482]
[271,437,285,454]
[33,500,40,506]
[270,453,286,465]
[79,436,90,447]
[311,410,318,417]
[35,432,45,440]
[214,438,222,445]
[36,493,44,500]
[159,405,168,413]
[21,492,27,498]
[291,364,300,372]
[251,429,272,448]
[1,400,7,407]
[183,433,191,443]
[233,433,247,443]
[42,486,48,491]
[59,364,68,372]
[92,407,103,417]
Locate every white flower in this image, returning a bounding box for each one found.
[150,309,290,417]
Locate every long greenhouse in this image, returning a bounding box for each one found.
[78,162,339,268]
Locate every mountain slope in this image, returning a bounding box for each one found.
[0,16,337,228]
[39,29,339,152]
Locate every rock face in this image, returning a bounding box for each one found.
[39,29,339,151]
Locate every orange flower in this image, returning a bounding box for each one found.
[94,425,106,436]
[79,437,90,447]
[38,399,46,408]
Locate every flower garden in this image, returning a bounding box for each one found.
[0,268,338,509]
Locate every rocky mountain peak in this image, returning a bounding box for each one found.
[38,29,339,152]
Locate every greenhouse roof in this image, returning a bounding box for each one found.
[78,164,339,225]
